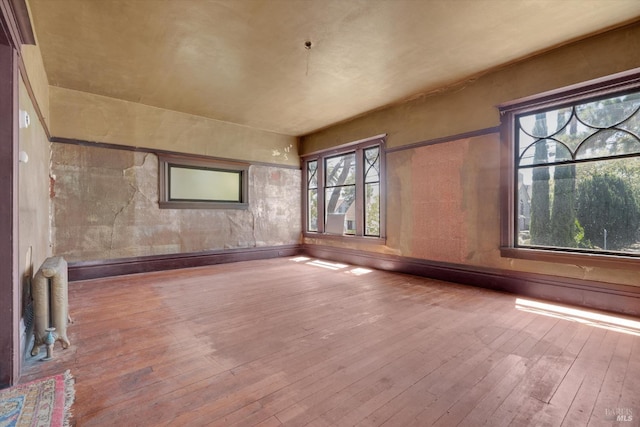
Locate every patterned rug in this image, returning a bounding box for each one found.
[0,371,74,427]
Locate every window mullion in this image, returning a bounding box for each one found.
[355,148,364,237]
[317,157,325,234]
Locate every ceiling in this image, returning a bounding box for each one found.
[28,0,640,137]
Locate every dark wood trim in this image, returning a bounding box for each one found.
[158,201,249,210]
[0,0,34,50]
[67,240,640,317]
[499,111,516,250]
[302,233,386,245]
[68,245,302,281]
[385,126,500,154]
[162,200,248,212]
[498,67,640,114]
[317,159,325,234]
[158,153,249,210]
[301,133,386,158]
[500,247,639,270]
[378,142,387,239]
[0,0,49,139]
[0,38,19,387]
[302,244,640,317]
[7,0,33,45]
[51,137,301,170]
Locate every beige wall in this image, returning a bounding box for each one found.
[50,86,299,167]
[18,78,51,278]
[18,61,52,358]
[20,45,49,129]
[302,22,640,154]
[301,23,640,287]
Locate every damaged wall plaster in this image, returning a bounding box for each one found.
[51,143,301,261]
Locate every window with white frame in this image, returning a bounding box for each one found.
[303,136,385,239]
[500,71,640,260]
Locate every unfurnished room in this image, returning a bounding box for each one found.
[1,1,640,426]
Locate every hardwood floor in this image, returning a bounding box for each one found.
[20,257,640,426]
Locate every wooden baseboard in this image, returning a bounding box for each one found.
[302,244,640,317]
[68,242,640,317]
[68,244,302,281]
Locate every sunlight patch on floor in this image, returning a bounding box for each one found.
[516,298,640,336]
[293,257,372,275]
[290,256,311,262]
[346,267,373,276]
[307,260,349,270]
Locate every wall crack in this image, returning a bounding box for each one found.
[108,183,138,257]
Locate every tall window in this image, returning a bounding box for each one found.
[303,136,385,240]
[500,71,640,260]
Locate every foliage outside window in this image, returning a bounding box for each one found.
[304,136,385,240]
[501,74,640,260]
[159,154,249,209]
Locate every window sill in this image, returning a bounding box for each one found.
[159,201,248,210]
[303,232,386,245]
[500,246,639,270]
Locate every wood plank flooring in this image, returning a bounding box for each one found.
[20,257,640,426]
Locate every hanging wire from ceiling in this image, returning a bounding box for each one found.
[305,41,312,76]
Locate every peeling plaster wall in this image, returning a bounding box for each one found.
[51,143,301,262]
[300,23,640,287]
[49,86,299,167]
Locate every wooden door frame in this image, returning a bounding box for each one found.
[0,0,34,387]
[0,21,19,389]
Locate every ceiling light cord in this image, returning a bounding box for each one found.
[305,41,312,76]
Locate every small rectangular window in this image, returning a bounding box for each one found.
[169,166,242,202]
[159,154,248,209]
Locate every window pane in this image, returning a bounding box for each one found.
[308,160,318,189]
[519,140,572,166]
[308,189,318,232]
[325,153,356,187]
[365,182,380,236]
[364,147,380,183]
[553,115,596,153]
[325,186,355,234]
[576,94,640,128]
[518,108,572,138]
[169,166,241,202]
[575,130,640,160]
[518,92,640,163]
[518,157,640,254]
